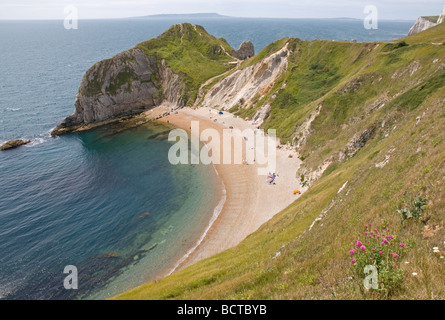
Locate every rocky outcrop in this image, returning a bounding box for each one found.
[252,103,271,125]
[438,6,445,24]
[0,139,31,151]
[408,4,445,36]
[231,41,255,60]
[51,48,186,135]
[408,16,438,36]
[338,126,376,161]
[202,43,289,111]
[293,104,322,151]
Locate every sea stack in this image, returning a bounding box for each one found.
[231,41,255,60]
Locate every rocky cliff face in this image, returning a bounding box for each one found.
[52,23,238,135]
[408,4,445,36]
[52,48,185,135]
[438,6,445,24]
[231,41,255,60]
[201,44,289,110]
[408,16,438,36]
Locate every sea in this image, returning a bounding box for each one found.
[0,17,414,299]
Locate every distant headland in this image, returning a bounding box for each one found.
[131,13,230,19]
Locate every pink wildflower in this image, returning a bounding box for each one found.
[360,245,367,251]
[351,258,356,264]
[349,249,357,255]
[399,243,405,248]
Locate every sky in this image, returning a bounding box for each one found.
[0,0,444,20]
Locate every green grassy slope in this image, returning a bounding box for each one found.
[115,24,445,300]
[137,23,236,105]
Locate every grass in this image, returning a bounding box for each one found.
[136,23,235,105]
[114,24,445,300]
[422,16,440,23]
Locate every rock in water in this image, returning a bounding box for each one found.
[0,139,31,151]
[231,41,255,60]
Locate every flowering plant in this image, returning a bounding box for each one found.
[348,224,406,296]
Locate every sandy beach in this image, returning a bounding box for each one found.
[145,105,305,273]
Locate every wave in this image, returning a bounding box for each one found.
[166,165,227,276]
[23,128,60,148]
[25,138,46,147]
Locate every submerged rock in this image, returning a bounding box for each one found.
[0,139,31,151]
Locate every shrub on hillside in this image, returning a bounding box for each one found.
[348,225,407,297]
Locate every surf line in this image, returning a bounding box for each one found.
[166,143,227,276]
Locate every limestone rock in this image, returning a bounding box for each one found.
[438,6,445,24]
[0,139,31,151]
[202,44,289,111]
[408,16,437,36]
[52,48,185,136]
[231,41,255,60]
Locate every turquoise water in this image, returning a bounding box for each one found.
[0,18,413,299]
[0,121,222,299]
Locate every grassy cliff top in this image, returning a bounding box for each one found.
[421,16,440,23]
[136,23,236,104]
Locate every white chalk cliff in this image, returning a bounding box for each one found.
[201,44,289,111]
[408,5,445,36]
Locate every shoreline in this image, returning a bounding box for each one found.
[166,165,227,276]
[149,105,305,275]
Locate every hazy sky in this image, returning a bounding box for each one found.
[0,0,444,20]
